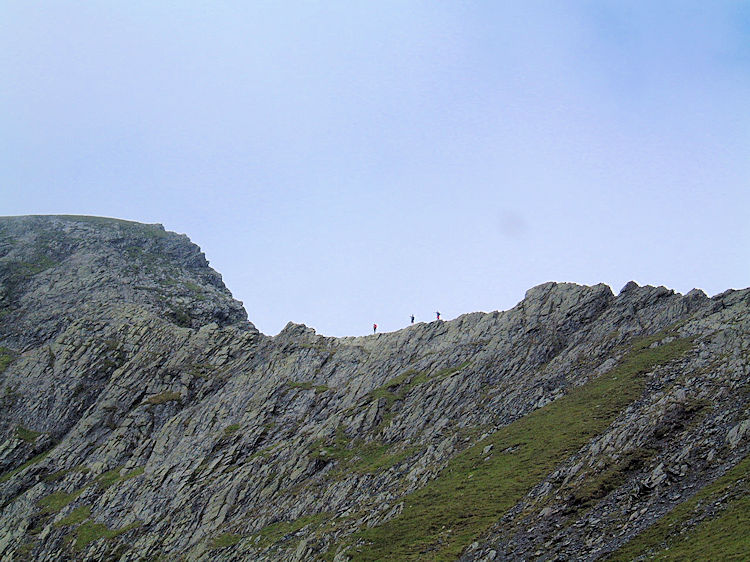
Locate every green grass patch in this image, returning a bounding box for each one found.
[55,505,91,527]
[224,424,241,436]
[0,347,13,373]
[14,425,41,443]
[348,443,418,474]
[253,513,329,547]
[344,334,694,561]
[43,468,71,483]
[189,363,217,379]
[248,444,276,461]
[121,466,144,481]
[312,426,417,475]
[210,533,242,549]
[287,381,330,394]
[607,454,750,561]
[14,540,37,557]
[313,426,353,461]
[74,520,109,549]
[183,280,206,299]
[7,255,58,277]
[0,450,51,484]
[367,369,430,412]
[94,465,142,489]
[649,493,750,560]
[38,488,86,514]
[368,386,399,407]
[96,467,124,489]
[73,520,142,550]
[145,391,181,405]
[287,380,314,390]
[433,360,472,380]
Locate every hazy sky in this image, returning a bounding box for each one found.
[2,2,749,336]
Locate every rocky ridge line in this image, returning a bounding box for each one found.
[0,216,747,561]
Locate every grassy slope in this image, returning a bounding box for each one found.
[341,335,693,561]
[607,454,750,561]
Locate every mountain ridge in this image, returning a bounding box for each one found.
[0,215,747,560]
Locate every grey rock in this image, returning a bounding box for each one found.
[0,216,748,561]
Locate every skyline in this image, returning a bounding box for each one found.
[3,2,749,336]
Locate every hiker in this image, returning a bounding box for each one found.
[373,323,377,333]
[410,314,415,324]
[435,311,441,321]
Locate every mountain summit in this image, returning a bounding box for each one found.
[1,216,747,560]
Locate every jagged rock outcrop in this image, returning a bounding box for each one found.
[0,215,248,350]
[0,216,747,561]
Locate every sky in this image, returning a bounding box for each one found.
[2,1,749,336]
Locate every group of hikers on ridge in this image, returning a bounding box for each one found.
[373,311,441,333]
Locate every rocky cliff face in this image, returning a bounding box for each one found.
[0,216,747,561]
[0,215,247,350]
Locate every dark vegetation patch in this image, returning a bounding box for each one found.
[168,306,192,328]
[6,255,57,277]
[189,363,218,378]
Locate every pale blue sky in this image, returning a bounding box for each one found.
[2,2,749,336]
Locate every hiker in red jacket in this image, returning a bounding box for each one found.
[373,323,377,333]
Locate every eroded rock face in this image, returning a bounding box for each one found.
[0,216,747,561]
[0,215,249,350]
